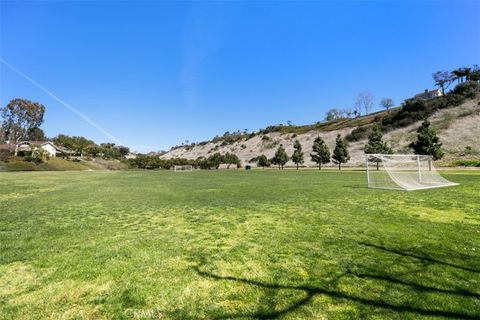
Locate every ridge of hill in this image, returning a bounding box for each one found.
[162,84,480,167]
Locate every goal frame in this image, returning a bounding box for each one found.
[365,154,458,191]
[173,165,193,172]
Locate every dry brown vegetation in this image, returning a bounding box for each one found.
[162,97,480,167]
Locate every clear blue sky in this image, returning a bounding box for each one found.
[1,1,479,152]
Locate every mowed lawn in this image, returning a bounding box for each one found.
[0,170,479,320]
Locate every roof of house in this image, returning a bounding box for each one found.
[414,89,442,98]
[17,141,73,153]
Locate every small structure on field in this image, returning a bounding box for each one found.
[218,163,238,169]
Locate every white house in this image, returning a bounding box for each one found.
[16,141,72,157]
[412,89,443,101]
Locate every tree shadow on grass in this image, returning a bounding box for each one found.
[189,241,480,319]
[357,241,480,274]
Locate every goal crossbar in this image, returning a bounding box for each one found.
[365,154,458,191]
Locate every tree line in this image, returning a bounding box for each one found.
[252,134,351,170]
[0,99,130,161]
[124,152,240,170]
[433,65,480,95]
[252,117,443,170]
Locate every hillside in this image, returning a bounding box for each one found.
[161,95,480,167]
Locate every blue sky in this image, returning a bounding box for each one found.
[1,1,479,152]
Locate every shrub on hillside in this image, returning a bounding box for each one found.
[0,148,11,162]
[378,81,478,133]
[451,81,479,99]
[346,125,371,142]
[452,159,480,167]
[386,100,430,124]
[25,147,48,164]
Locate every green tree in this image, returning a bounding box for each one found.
[470,65,480,82]
[379,98,394,110]
[27,127,47,141]
[223,152,241,166]
[272,144,288,170]
[1,99,45,155]
[325,108,340,121]
[409,119,444,160]
[332,134,350,170]
[364,125,393,170]
[451,68,468,84]
[310,136,330,170]
[25,145,48,164]
[53,134,96,156]
[291,140,304,169]
[257,154,271,169]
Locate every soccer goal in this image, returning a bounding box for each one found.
[173,165,193,172]
[365,154,458,191]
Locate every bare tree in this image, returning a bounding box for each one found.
[354,91,374,116]
[379,98,395,110]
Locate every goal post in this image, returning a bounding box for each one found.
[173,165,193,172]
[365,154,458,191]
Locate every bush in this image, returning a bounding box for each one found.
[452,159,480,167]
[0,148,11,162]
[452,81,479,99]
[346,125,371,142]
[246,132,256,140]
[25,147,48,164]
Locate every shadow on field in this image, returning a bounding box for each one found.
[357,241,480,274]
[190,241,480,319]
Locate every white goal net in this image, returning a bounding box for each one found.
[365,154,458,191]
[173,165,193,172]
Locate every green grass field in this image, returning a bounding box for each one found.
[1,170,479,319]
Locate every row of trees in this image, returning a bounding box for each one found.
[52,134,130,160]
[255,135,350,170]
[325,93,395,122]
[254,117,444,170]
[433,65,480,95]
[0,98,131,161]
[125,152,241,170]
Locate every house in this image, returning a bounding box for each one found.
[16,141,72,157]
[412,89,443,101]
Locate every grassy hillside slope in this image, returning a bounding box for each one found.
[162,96,480,167]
